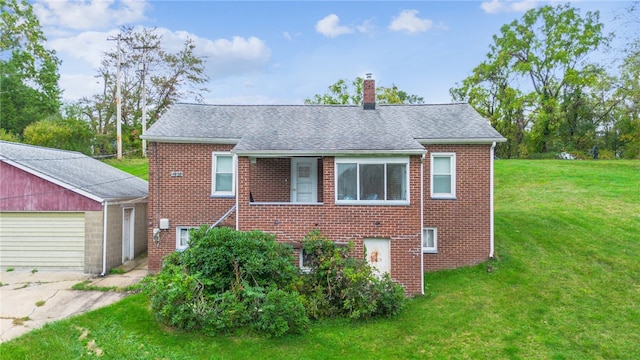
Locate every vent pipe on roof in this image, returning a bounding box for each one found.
[363,73,375,110]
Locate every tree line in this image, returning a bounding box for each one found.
[1,0,639,159]
[1,0,207,156]
[450,3,639,159]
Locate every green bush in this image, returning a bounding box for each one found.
[143,227,306,337]
[299,230,405,320]
[179,226,299,293]
[143,228,404,337]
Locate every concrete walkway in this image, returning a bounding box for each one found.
[0,256,148,343]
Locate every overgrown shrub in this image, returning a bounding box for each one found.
[143,227,404,337]
[299,230,405,320]
[143,227,307,337]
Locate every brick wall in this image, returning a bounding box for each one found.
[250,158,290,202]
[147,142,236,272]
[238,156,423,295]
[249,158,324,203]
[422,144,492,271]
[147,141,495,296]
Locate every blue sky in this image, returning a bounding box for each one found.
[33,0,632,105]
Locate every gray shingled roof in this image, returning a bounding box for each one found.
[143,103,505,154]
[0,141,148,202]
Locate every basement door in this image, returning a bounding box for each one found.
[364,238,391,276]
[291,158,317,203]
[122,207,135,262]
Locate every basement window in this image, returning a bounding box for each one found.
[422,228,437,253]
[176,226,197,251]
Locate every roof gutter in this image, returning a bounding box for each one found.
[417,137,507,145]
[232,149,427,157]
[139,136,240,144]
[102,196,148,204]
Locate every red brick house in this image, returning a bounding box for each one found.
[142,76,505,296]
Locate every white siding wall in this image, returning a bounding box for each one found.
[0,212,84,270]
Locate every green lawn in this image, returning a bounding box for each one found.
[103,157,149,181]
[2,160,639,359]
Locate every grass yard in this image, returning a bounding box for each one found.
[2,160,639,359]
[103,157,149,180]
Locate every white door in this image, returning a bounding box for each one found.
[122,208,135,262]
[291,158,318,203]
[364,238,391,276]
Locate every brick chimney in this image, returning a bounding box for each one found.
[363,73,375,110]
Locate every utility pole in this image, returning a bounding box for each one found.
[135,45,156,158]
[108,34,123,160]
[140,59,147,157]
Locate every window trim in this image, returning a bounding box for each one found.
[430,152,456,199]
[176,226,197,251]
[299,248,313,273]
[422,227,437,253]
[334,157,410,205]
[211,152,235,197]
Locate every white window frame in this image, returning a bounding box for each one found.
[334,157,410,205]
[422,227,437,253]
[299,248,313,273]
[430,152,456,199]
[176,226,197,251]
[211,152,235,196]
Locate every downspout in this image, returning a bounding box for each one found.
[420,152,426,295]
[489,142,496,259]
[235,154,239,231]
[100,200,108,276]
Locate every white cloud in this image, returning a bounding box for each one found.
[315,14,354,38]
[48,30,120,68]
[356,19,376,35]
[480,0,538,14]
[388,10,434,34]
[282,31,302,41]
[60,73,104,101]
[33,0,148,30]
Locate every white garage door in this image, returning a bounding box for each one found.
[0,212,84,270]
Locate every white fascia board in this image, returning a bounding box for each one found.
[232,149,427,157]
[140,136,240,144]
[417,137,506,145]
[103,196,149,204]
[3,160,105,203]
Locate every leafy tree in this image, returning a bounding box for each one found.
[0,128,19,142]
[0,0,61,135]
[452,4,610,157]
[609,3,640,159]
[23,117,93,154]
[612,42,640,158]
[305,77,423,105]
[79,26,209,154]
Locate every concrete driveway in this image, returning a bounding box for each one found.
[0,257,148,343]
